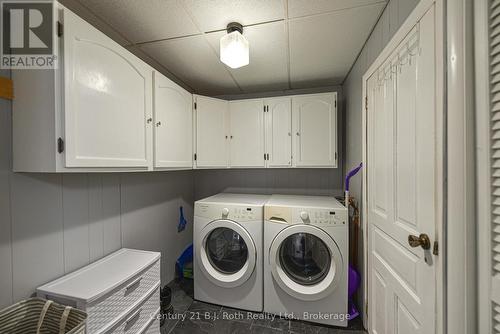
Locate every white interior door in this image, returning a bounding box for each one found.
[153,72,192,168]
[265,98,292,168]
[229,100,265,168]
[292,93,337,167]
[195,96,228,168]
[63,9,151,168]
[366,8,437,334]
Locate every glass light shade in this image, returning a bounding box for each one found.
[220,31,249,69]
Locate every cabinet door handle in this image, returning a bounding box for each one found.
[225,135,228,139]
[288,132,291,136]
[230,135,233,139]
[155,121,162,127]
[296,132,300,136]
[146,118,153,124]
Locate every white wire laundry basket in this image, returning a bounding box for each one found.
[0,298,87,334]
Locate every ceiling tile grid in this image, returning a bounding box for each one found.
[62,0,387,95]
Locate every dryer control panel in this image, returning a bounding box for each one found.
[299,208,347,226]
[265,205,348,227]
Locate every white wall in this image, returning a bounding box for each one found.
[0,70,194,309]
[343,0,420,314]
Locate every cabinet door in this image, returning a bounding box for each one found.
[195,96,229,168]
[265,98,292,167]
[63,9,152,168]
[292,93,337,167]
[153,72,192,168]
[229,100,265,168]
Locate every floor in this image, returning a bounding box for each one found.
[161,279,367,334]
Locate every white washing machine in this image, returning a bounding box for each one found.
[194,193,270,312]
[264,195,348,327]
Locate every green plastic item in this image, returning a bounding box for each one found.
[182,263,193,279]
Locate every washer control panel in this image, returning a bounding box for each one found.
[295,208,347,226]
[195,203,259,222]
[225,207,256,220]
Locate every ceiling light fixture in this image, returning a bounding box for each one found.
[220,22,249,69]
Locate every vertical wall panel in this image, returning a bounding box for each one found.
[399,0,420,26]
[11,174,64,300]
[88,175,104,262]
[62,174,90,273]
[388,0,399,37]
[0,69,12,308]
[102,174,122,254]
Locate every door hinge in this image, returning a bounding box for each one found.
[57,21,63,37]
[194,102,197,110]
[57,137,64,153]
[365,96,368,111]
[194,153,197,161]
[433,240,439,255]
[365,302,368,317]
[335,100,337,108]
[335,152,337,161]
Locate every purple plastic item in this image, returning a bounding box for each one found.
[345,163,363,192]
[348,265,361,319]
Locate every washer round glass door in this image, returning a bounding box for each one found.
[198,219,256,288]
[269,224,343,301]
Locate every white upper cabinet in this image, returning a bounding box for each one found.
[194,95,229,168]
[153,72,192,169]
[265,98,292,168]
[13,5,156,172]
[229,100,266,168]
[63,9,152,168]
[292,93,337,167]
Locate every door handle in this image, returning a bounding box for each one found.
[408,233,431,250]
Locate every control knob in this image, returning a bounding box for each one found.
[222,208,229,217]
[300,211,309,221]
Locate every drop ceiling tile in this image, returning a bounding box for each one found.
[59,0,131,45]
[205,21,289,93]
[181,0,285,32]
[77,0,200,43]
[140,35,241,96]
[287,0,387,18]
[289,3,385,88]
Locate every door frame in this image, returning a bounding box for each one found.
[474,0,489,333]
[361,0,445,332]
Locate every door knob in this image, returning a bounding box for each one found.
[408,233,431,250]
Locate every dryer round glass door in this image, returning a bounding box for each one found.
[197,219,256,288]
[269,224,344,301]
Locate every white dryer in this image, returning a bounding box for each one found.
[194,193,270,312]
[264,195,348,327]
